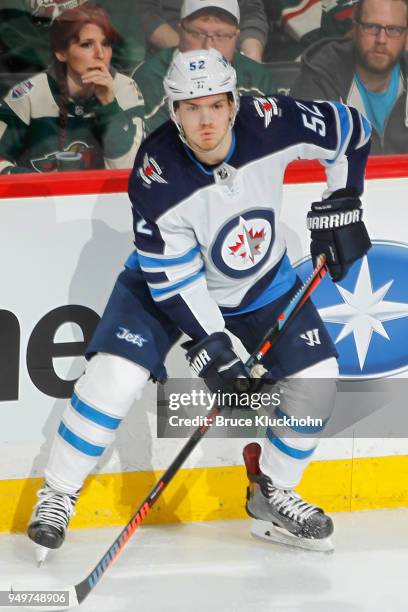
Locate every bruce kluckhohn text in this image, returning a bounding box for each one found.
[167,414,324,428]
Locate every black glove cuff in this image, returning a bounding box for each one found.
[311,196,362,213]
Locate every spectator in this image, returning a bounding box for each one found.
[0,0,144,94]
[0,4,144,174]
[133,0,276,135]
[140,0,268,61]
[292,0,408,155]
[264,0,358,62]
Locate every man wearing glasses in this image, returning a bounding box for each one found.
[292,0,408,155]
[133,0,276,135]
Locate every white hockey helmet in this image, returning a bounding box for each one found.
[164,48,239,124]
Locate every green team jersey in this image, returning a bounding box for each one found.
[0,70,144,174]
[132,48,277,135]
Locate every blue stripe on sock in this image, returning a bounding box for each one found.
[266,428,316,460]
[58,422,105,457]
[71,393,122,430]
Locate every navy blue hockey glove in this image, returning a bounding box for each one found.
[307,190,371,282]
[183,332,262,408]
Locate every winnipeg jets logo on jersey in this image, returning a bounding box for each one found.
[253,97,281,128]
[211,210,275,278]
[138,154,167,186]
[229,218,266,264]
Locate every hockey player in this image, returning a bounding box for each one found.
[27,48,371,561]
[128,49,372,548]
[0,4,144,173]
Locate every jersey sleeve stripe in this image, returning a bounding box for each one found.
[359,115,372,148]
[137,244,201,268]
[141,269,169,283]
[149,267,205,298]
[325,101,352,164]
[124,250,170,283]
[124,250,140,269]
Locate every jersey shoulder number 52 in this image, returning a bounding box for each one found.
[295,101,326,137]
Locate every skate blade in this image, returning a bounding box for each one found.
[250,519,334,552]
[34,544,50,567]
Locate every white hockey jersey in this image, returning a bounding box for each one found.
[127,94,371,341]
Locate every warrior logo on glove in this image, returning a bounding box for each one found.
[307,207,362,230]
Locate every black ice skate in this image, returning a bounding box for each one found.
[243,443,334,552]
[27,482,79,565]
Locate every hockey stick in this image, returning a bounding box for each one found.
[19,254,327,610]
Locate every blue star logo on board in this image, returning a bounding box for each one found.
[294,242,408,378]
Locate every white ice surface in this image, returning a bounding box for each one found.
[0,509,407,612]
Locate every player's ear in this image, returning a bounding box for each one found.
[228,100,235,123]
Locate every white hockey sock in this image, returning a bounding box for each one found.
[45,353,150,494]
[260,434,318,489]
[260,357,338,489]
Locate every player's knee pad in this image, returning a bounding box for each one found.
[290,357,339,379]
[74,352,150,418]
[283,358,337,420]
[271,357,338,433]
